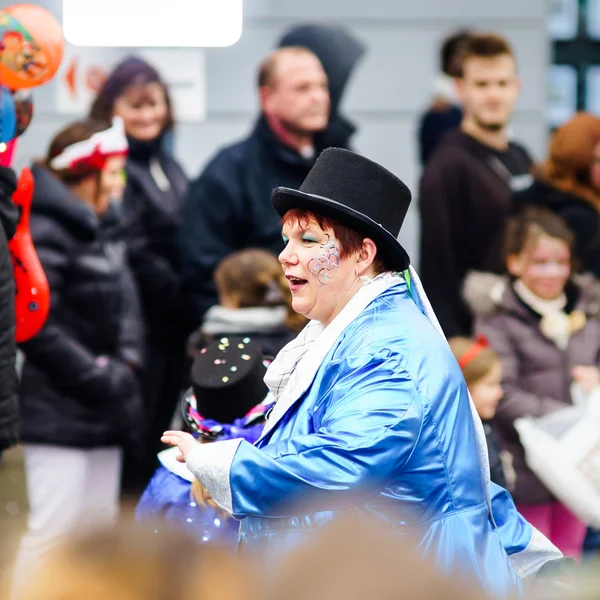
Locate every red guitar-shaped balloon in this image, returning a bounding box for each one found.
[9,166,50,342]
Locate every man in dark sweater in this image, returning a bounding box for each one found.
[419,33,533,337]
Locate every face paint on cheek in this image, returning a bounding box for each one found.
[529,261,570,278]
[308,236,341,285]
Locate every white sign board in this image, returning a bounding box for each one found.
[55,45,206,122]
[62,0,243,47]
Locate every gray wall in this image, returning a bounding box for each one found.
[3,0,550,264]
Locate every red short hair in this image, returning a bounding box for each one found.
[280,208,387,273]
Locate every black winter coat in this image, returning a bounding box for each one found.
[179,118,317,328]
[0,166,18,451]
[123,139,188,337]
[18,166,144,448]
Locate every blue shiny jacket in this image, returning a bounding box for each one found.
[226,283,522,597]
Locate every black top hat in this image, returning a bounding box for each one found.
[188,337,269,425]
[272,148,411,271]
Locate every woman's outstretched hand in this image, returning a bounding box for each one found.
[161,430,198,463]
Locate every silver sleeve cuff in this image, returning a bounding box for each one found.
[185,438,242,513]
[509,525,564,581]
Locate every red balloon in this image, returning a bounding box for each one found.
[9,167,50,343]
[0,4,64,90]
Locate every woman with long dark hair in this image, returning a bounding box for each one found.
[90,57,189,489]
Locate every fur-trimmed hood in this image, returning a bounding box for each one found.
[463,271,600,319]
[463,272,507,318]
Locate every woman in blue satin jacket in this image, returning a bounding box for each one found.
[163,149,564,597]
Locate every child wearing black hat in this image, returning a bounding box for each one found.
[135,337,273,545]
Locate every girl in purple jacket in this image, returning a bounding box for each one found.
[466,206,600,558]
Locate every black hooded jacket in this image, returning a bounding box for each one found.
[179,26,365,328]
[18,165,144,448]
[0,167,18,451]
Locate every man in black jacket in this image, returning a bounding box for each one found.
[180,26,365,329]
[0,166,19,455]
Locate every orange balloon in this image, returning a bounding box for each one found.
[0,4,64,90]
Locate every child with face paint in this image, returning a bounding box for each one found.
[464,206,600,558]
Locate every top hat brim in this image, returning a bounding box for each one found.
[272,187,410,271]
